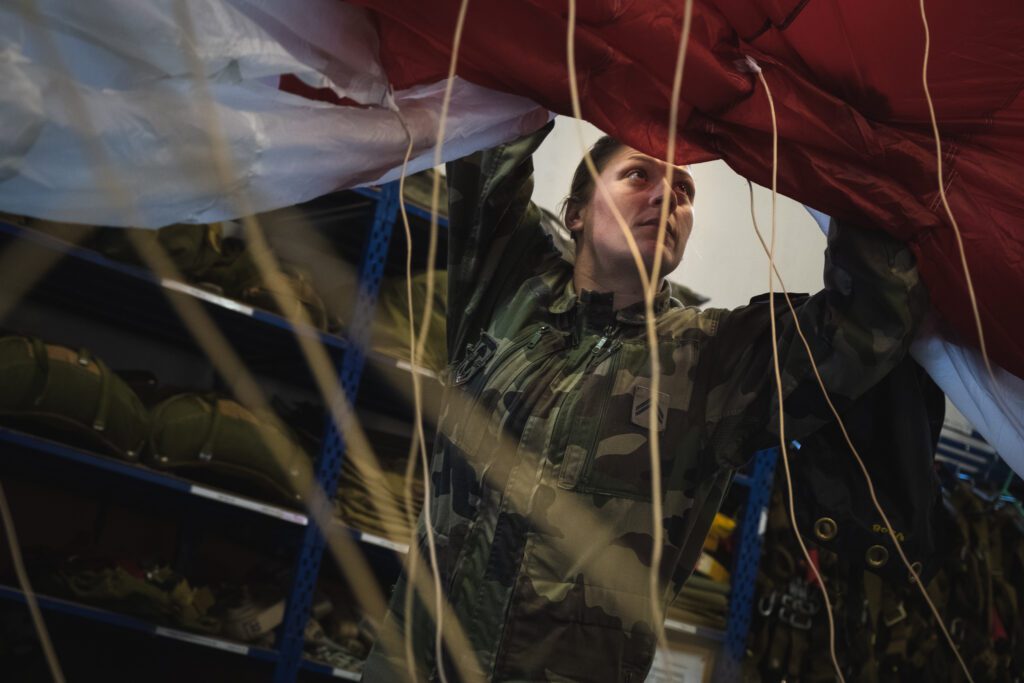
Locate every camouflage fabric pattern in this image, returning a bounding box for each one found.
[362,122,927,682]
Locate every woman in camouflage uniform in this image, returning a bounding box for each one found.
[363,121,926,682]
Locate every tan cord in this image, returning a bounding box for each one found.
[646,3,695,678]
[165,6,484,681]
[3,1,473,679]
[733,2,986,675]
[918,0,1016,432]
[0,481,65,683]
[566,1,692,672]
[393,114,426,682]
[413,1,474,681]
[751,65,847,683]
[745,179,975,681]
[0,3,127,677]
[919,0,991,388]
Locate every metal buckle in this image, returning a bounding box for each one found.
[883,602,908,628]
[950,617,965,644]
[758,591,777,616]
[779,606,813,630]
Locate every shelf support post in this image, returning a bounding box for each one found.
[715,447,779,682]
[273,182,401,683]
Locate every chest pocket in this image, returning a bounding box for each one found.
[557,338,700,500]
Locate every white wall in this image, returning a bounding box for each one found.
[531,117,827,309]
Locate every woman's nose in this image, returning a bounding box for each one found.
[648,180,678,211]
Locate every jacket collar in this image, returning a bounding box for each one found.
[547,277,673,325]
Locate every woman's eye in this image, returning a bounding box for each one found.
[674,182,694,198]
[626,169,647,180]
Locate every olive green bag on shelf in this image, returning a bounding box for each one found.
[231,261,331,332]
[93,224,331,330]
[0,335,149,459]
[92,222,231,283]
[146,393,309,503]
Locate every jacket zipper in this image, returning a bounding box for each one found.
[527,324,550,349]
[587,324,620,369]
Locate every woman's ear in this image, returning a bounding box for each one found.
[565,202,585,236]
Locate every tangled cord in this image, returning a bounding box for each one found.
[746,9,978,673]
[0,3,997,683]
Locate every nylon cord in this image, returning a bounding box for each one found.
[565,0,671,663]
[0,480,65,682]
[918,0,999,403]
[391,111,425,682]
[416,1,474,681]
[645,3,695,678]
[565,1,698,675]
[745,179,975,682]
[163,6,488,677]
[918,0,1020,440]
[155,5,485,681]
[390,90,483,683]
[750,64,847,683]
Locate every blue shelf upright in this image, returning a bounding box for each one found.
[273,182,402,682]
[715,447,779,682]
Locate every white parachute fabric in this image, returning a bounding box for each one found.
[911,330,1024,478]
[0,0,548,227]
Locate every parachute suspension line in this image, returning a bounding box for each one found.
[918,0,1014,431]
[565,0,672,668]
[745,183,976,683]
[417,1,473,681]
[748,63,847,683]
[649,2,695,676]
[394,100,484,683]
[918,0,986,378]
[177,4,484,681]
[0,481,65,683]
[565,2,653,292]
[391,111,423,683]
[0,4,69,680]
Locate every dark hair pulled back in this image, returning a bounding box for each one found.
[559,135,626,235]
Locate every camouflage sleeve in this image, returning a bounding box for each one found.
[445,120,560,363]
[703,218,928,466]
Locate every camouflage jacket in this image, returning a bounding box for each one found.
[362,122,927,682]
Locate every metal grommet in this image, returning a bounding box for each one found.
[908,561,923,582]
[866,544,889,568]
[814,517,838,542]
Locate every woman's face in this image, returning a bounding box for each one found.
[568,146,695,280]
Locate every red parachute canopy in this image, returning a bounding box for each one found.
[353,0,1024,378]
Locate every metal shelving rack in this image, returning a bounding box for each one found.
[0,182,776,681]
[0,179,440,681]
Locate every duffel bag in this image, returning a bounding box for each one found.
[147,393,307,503]
[0,335,149,459]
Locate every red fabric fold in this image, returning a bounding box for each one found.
[352,0,1024,377]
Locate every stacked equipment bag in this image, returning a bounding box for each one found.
[0,335,149,459]
[0,333,308,504]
